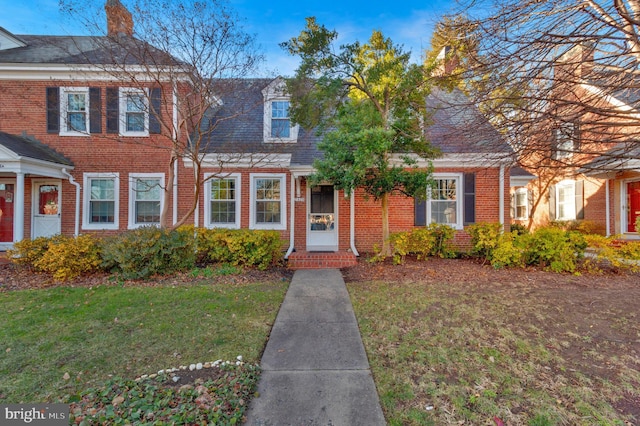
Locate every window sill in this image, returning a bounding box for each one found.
[250,223,286,231]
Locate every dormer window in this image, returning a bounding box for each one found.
[271,101,291,138]
[262,78,299,143]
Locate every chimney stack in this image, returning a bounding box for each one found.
[106,0,134,37]
[434,46,460,76]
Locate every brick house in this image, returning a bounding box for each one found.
[513,45,640,239]
[0,3,514,265]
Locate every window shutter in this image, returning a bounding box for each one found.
[414,198,426,226]
[549,185,556,220]
[463,173,475,225]
[528,190,534,218]
[149,87,162,134]
[89,87,102,134]
[46,87,59,133]
[575,180,584,220]
[106,87,119,134]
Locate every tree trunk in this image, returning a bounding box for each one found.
[380,192,391,257]
[161,154,177,228]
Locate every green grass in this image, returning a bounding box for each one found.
[349,279,640,425]
[0,279,287,403]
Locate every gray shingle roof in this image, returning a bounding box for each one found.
[202,79,323,167]
[426,87,513,154]
[0,34,178,66]
[202,81,512,167]
[0,132,73,166]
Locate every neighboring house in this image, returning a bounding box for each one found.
[0,1,185,252]
[0,3,514,267]
[516,45,640,238]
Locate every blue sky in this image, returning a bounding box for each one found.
[0,0,457,76]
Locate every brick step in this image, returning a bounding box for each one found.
[287,251,358,270]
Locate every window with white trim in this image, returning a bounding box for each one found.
[205,174,241,229]
[428,174,463,229]
[514,188,529,220]
[553,122,578,160]
[250,174,286,230]
[262,79,299,143]
[83,173,119,230]
[120,88,149,136]
[555,180,576,220]
[60,87,89,135]
[128,174,164,228]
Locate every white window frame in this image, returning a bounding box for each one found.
[428,173,463,230]
[60,87,90,136]
[262,79,299,143]
[555,179,576,221]
[250,173,287,230]
[553,122,578,160]
[514,187,529,220]
[82,173,120,230]
[128,173,164,229]
[205,173,241,229]
[119,87,150,137]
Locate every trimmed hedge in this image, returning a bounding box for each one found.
[194,228,283,270]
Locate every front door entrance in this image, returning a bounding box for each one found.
[0,183,15,243]
[33,181,61,238]
[307,185,338,251]
[627,181,640,233]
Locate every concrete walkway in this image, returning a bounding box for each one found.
[244,269,386,426]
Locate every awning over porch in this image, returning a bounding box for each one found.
[0,131,73,178]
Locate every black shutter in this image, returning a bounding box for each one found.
[46,87,59,133]
[89,87,102,134]
[549,185,557,220]
[106,87,119,134]
[575,180,584,220]
[414,198,426,226]
[463,173,475,225]
[149,87,162,134]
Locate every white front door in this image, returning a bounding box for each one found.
[32,181,61,238]
[307,185,338,251]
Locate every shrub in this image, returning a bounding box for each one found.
[520,227,587,273]
[389,224,455,264]
[467,222,502,261]
[510,223,529,236]
[490,232,524,269]
[33,235,102,281]
[8,235,66,268]
[195,228,282,270]
[101,227,196,279]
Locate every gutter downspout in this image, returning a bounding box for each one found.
[606,179,611,236]
[285,174,296,259]
[62,168,81,236]
[350,189,359,256]
[499,165,505,229]
[173,82,179,225]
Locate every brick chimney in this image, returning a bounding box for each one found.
[433,46,460,76]
[105,0,133,37]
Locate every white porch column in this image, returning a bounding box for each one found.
[14,172,25,242]
[499,165,505,229]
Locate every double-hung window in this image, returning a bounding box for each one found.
[83,173,119,230]
[553,122,579,160]
[119,88,149,136]
[271,101,291,138]
[61,87,89,135]
[250,174,286,230]
[514,188,529,220]
[205,174,241,229]
[129,174,164,228]
[428,173,463,229]
[555,180,576,221]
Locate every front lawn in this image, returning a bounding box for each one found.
[0,277,287,404]
[346,258,640,425]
